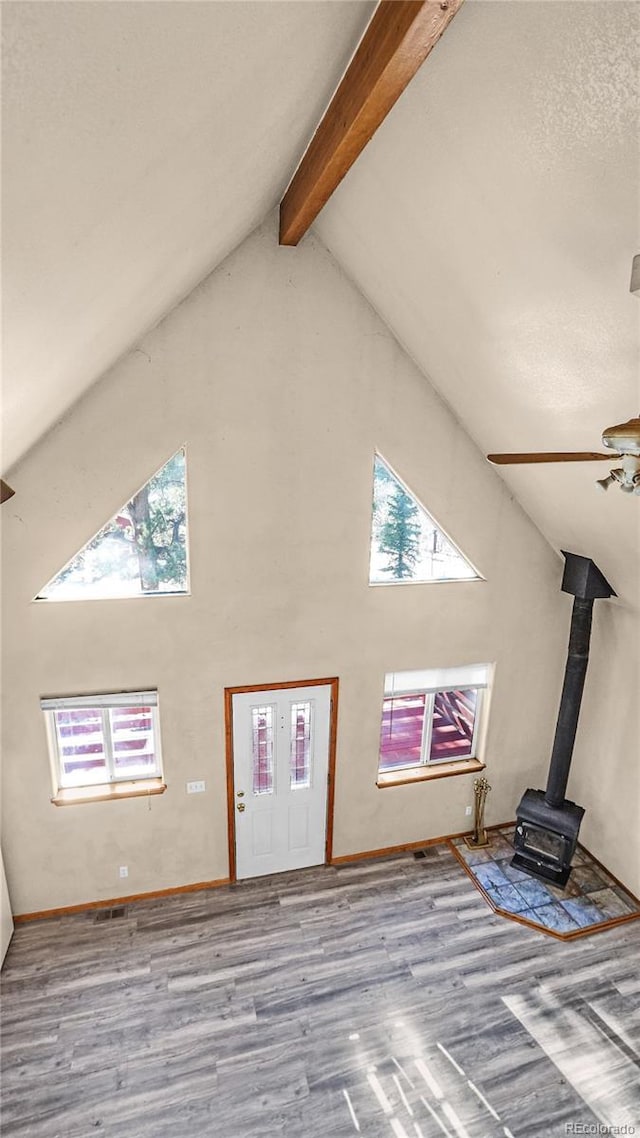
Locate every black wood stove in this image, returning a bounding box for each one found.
[512,552,615,886]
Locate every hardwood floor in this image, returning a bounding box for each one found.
[2,844,639,1137]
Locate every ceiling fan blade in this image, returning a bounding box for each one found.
[487,452,615,465]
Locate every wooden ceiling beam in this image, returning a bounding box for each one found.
[279,0,463,247]
[1,479,15,503]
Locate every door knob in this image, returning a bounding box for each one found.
[237,802,246,813]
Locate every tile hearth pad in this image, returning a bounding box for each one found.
[451,828,640,938]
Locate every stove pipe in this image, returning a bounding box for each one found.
[544,596,593,808]
[511,553,615,887]
[545,552,615,806]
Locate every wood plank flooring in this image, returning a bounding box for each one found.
[2,844,639,1138]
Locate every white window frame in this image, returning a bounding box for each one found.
[41,691,162,792]
[35,446,191,603]
[379,665,490,774]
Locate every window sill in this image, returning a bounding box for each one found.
[377,759,485,789]
[51,778,167,806]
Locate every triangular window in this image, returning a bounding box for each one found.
[37,448,189,600]
[369,454,479,584]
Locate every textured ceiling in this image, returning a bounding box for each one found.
[2,1,639,604]
[1,0,373,471]
[315,0,640,605]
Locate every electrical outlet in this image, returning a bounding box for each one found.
[465,806,473,816]
[186,780,206,794]
[119,865,128,878]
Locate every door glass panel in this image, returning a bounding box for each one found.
[429,688,477,761]
[252,705,274,795]
[290,701,312,789]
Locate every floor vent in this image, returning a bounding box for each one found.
[94,906,127,922]
[413,850,427,859]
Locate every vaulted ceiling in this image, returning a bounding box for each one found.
[2,1,639,601]
[1,0,374,469]
[314,1,640,604]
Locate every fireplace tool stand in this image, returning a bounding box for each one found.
[464,777,491,849]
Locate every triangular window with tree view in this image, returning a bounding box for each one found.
[369,454,479,585]
[36,449,189,600]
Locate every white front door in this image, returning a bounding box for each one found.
[231,684,332,880]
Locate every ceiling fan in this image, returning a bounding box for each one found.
[488,259,640,494]
[487,416,640,494]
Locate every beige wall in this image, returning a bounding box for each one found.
[2,216,576,914]
[567,605,640,896]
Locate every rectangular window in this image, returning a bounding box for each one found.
[379,693,426,770]
[41,691,163,795]
[378,666,489,776]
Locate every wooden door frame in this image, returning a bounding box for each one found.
[224,676,339,883]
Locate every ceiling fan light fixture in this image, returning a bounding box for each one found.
[597,459,640,493]
[595,473,615,492]
[631,254,640,297]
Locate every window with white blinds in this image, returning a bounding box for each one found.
[41,692,162,791]
[379,665,491,774]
